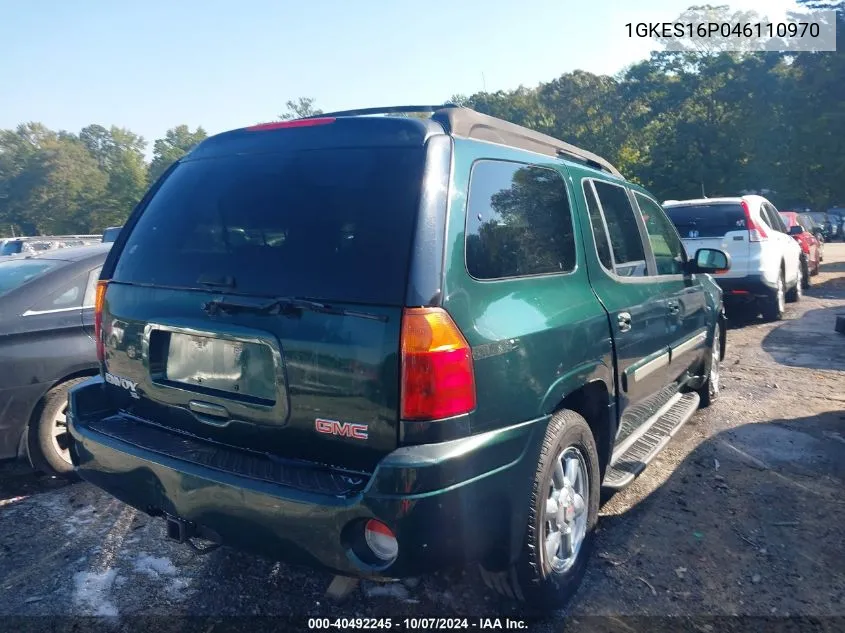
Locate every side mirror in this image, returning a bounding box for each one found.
[689,248,731,274]
[789,225,803,236]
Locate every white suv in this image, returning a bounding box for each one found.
[663,196,803,320]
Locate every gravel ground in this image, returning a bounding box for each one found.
[1,245,844,631]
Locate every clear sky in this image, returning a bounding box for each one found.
[0,0,800,159]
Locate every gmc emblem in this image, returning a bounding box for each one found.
[315,418,368,440]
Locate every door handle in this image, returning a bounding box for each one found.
[617,312,632,332]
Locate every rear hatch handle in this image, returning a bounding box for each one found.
[188,400,232,427]
[201,296,389,322]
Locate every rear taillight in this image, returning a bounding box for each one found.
[742,200,768,242]
[93,280,108,363]
[246,117,336,131]
[400,308,476,421]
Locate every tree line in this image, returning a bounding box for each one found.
[1,1,842,238]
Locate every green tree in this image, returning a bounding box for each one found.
[79,124,148,226]
[279,97,323,120]
[148,125,207,184]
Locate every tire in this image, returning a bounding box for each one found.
[30,377,88,477]
[481,409,600,611]
[761,271,786,321]
[697,324,721,408]
[800,257,811,289]
[786,268,803,303]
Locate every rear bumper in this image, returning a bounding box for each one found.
[68,377,545,578]
[713,274,777,299]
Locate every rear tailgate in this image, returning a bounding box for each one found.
[665,203,750,277]
[99,119,432,472]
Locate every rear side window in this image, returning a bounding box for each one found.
[111,147,426,305]
[665,203,747,238]
[29,272,87,312]
[591,180,647,277]
[0,259,62,296]
[465,160,575,280]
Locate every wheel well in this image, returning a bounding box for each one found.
[18,368,99,460]
[556,381,612,479]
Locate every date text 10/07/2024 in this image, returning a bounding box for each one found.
[307,618,528,630]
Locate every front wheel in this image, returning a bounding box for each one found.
[800,257,811,289]
[481,409,600,611]
[787,268,803,302]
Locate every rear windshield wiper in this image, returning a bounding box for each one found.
[202,296,388,322]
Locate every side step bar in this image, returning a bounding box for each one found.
[603,391,700,490]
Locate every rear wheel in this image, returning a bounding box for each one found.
[697,325,721,408]
[761,272,786,321]
[481,409,600,611]
[31,378,88,477]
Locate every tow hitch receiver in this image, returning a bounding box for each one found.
[164,514,222,555]
[165,514,191,543]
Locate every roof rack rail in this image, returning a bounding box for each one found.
[303,104,622,178]
[303,104,461,119]
[432,107,623,178]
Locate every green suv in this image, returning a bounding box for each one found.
[68,105,728,610]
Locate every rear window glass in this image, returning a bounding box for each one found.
[0,259,61,295]
[665,203,747,238]
[465,160,576,280]
[112,147,426,305]
[0,241,23,256]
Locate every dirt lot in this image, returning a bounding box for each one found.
[1,245,844,631]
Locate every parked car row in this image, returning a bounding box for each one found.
[0,234,103,257]
[662,196,812,321]
[0,243,110,475]
[0,105,814,613]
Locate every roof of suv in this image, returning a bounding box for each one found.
[3,243,111,263]
[199,105,624,180]
[663,195,767,208]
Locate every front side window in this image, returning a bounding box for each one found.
[635,193,686,275]
[591,180,647,277]
[465,160,576,280]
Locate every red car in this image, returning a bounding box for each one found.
[780,211,822,287]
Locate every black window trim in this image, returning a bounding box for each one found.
[463,157,579,283]
[580,176,657,284]
[631,190,691,281]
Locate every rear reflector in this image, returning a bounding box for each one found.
[741,200,768,242]
[363,520,398,562]
[400,308,476,421]
[246,117,336,131]
[729,289,750,294]
[93,280,109,363]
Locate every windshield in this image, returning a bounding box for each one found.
[112,146,426,305]
[664,203,746,238]
[0,259,62,295]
